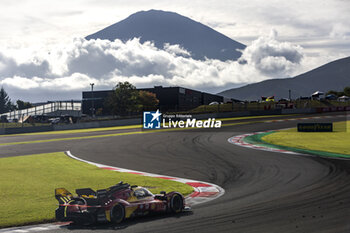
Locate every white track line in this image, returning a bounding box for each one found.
[228,132,301,155]
[65,151,225,206]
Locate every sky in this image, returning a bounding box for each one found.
[0,0,349,102]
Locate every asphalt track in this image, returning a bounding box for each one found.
[1,112,350,233]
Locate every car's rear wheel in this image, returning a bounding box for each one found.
[170,194,183,213]
[111,204,125,224]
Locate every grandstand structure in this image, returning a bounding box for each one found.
[0,101,81,121]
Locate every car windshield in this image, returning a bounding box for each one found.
[134,188,153,198]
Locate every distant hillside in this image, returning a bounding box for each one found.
[86,9,245,61]
[219,56,350,100]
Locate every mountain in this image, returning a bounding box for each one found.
[86,9,245,61]
[218,56,350,100]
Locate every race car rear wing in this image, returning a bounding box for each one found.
[76,188,96,198]
[55,188,73,204]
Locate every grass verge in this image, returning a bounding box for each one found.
[0,152,193,228]
[262,121,350,155]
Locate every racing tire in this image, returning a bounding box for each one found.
[111,203,125,224]
[170,194,183,213]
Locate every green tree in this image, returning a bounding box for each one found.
[326,87,350,97]
[138,91,159,111]
[326,90,342,97]
[0,87,13,114]
[16,100,33,110]
[343,86,350,96]
[105,82,139,115]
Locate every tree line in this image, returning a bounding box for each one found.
[103,82,159,116]
[0,87,33,114]
[326,86,350,97]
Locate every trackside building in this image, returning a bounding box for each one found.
[82,86,223,115]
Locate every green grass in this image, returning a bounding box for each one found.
[262,121,350,155]
[0,152,193,228]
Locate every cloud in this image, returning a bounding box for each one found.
[239,29,303,76]
[0,34,315,102]
[0,52,51,78]
[163,43,191,57]
[330,23,350,39]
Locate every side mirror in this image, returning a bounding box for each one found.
[160,191,166,195]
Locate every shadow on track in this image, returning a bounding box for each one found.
[61,211,193,231]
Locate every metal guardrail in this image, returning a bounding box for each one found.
[0,101,82,120]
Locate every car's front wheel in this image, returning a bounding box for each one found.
[170,194,183,213]
[111,203,125,224]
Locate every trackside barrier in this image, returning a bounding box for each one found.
[1,126,54,134]
[53,118,141,131]
[193,109,282,120]
[0,118,141,135]
[281,108,316,114]
[316,106,350,113]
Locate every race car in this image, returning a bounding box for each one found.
[55,181,185,224]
